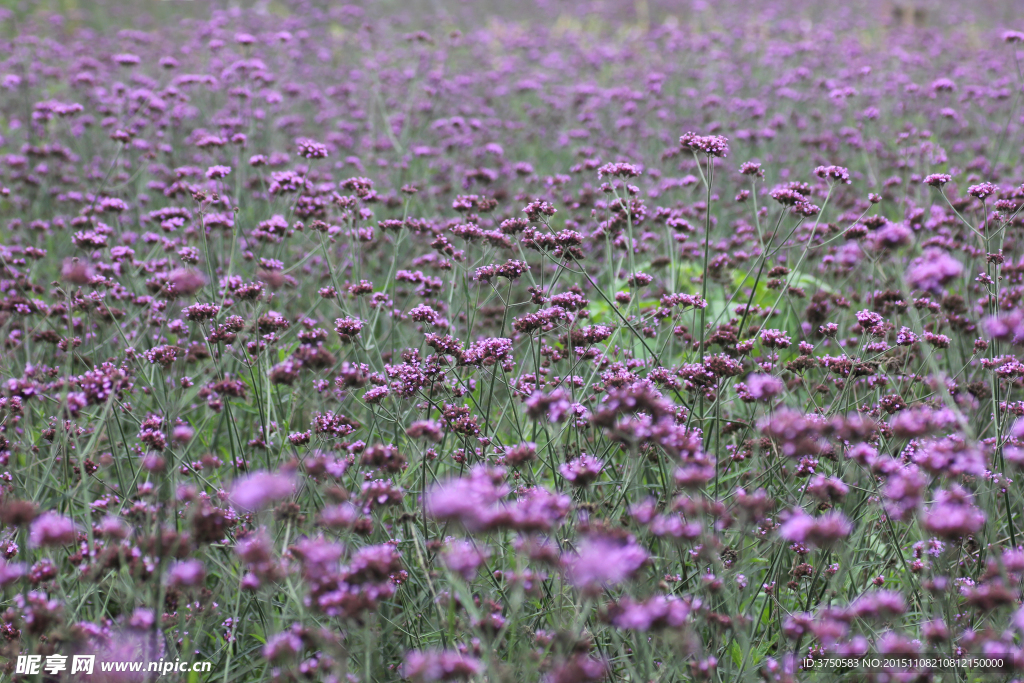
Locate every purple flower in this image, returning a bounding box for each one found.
[739,161,764,177]
[129,607,154,630]
[967,182,998,199]
[607,595,693,631]
[906,248,963,293]
[318,502,361,529]
[502,442,537,467]
[347,543,403,584]
[679,132,729,157]
[167,268,207,296]
[334,316,364,343]
[806,475,849,502]
[984,309,1024,346]
[112,53,140,66]
[61,258,94,285]
[93,631,166,679]
[543,654,608,683]
[461,337,513,368]
[881,465,927,522]
[405,420,444,442]
[759,409,825,458]
[263,631,303,662]
[869,221,913,250]
[29,512,76,547]
[777,509,851,547]
[505,487,572,532]
[814,165,851,184]
[525,388,573,423]
[424,465,508,532]
[855,309,886,335]
[205,165,231,180]
[759,329,792,349]
[296,138,328,159]
[440,540,490,581]
[596,162,642,178]
[0,559,25,587]
[895,326,919,346]
[910,437,986,478]
[769,186,808,206]
[559,453,603,486]
[402,649,483,682]
[167,559,206,587]
[847,590,907,620]
[563,535,649,595]
[172,425,194,443]
[230,471,296,511]
[922,486,986,539]
[740,373,784,401]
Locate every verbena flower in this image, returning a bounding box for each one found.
[562,534,649,595]
[906,248,963,292]
[402,650,483,682]
[230,471,296,511]
[29,513,76,547]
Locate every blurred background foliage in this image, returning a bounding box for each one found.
[0,0,1020,38]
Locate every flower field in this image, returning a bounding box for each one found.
[1,1,1024,680]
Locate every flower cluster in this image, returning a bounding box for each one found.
[1,3,1023,681]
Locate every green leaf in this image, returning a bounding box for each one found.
[730,640,744,667]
